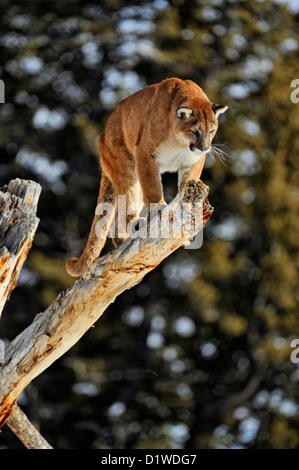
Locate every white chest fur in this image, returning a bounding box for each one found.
[155,139,204,174]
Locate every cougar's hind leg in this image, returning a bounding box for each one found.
[112,172,144,248]
[65,172,116,277]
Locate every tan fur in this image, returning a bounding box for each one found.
[66,78,227,277]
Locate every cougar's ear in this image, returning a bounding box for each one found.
[177,106,193,119]
[212,103,228,118]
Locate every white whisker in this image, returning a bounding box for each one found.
[210,145,228,167]
[214,141,228,147]
[209,149,215,160]
[213,143,234,160]
[213,146,232,159]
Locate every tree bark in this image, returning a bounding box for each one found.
[0,178,213,443]
[6,404,53,449]
[0,179,54,448]
[0,178,41,317]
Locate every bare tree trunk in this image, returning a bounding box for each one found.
[0,179,41,317]
[0,178,213,448]
[0,179,53,448]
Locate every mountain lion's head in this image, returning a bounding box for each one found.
[175,100,228,155]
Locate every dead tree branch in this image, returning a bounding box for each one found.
[0,178,213,447]
[6,404,53,449]
[0,179,53,448]
[0,179,41,317]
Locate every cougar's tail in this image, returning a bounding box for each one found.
[65,173,116,277]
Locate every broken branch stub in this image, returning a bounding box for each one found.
[0,179,41,317]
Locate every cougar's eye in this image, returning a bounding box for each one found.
[209,129,215,134]
[191,130,199,136]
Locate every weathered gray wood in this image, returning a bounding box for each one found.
[0,179,213,431]
[0,179,52,449]
[0,179,41,317]
[6,404,53,449]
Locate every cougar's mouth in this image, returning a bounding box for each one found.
[189,144,207,156]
